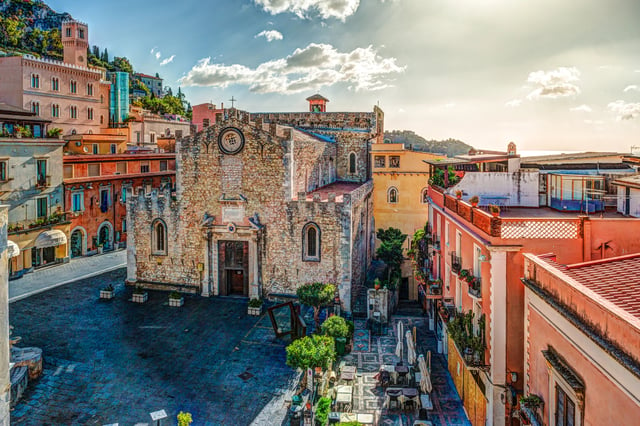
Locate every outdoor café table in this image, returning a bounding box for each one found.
[335,385,353,411]
[381,364,398,384]
[357,413,374,425]
[340,365,357,383]
[395,365,409,385]
[385,387,404,409]
[402,387,419,410]
[420,394,433,410]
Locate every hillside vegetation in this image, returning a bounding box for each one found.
[384,130,473,157]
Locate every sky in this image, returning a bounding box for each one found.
[46,0,640,152]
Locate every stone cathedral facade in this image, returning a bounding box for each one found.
[126,97,383,312]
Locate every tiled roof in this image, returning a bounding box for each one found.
[306,94,329,102]
[543,253,640,320]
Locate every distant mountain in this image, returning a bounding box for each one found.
[0,0,71,59]
[384,130,473,157]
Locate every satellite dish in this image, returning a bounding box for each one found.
[83,147,89,153]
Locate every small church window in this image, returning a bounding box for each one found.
[303,222,321,262]
[388,187,398,204]
[349,152,357,174]
[152,219,167,255]
[421,188,428,204]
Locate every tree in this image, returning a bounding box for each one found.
[286,335,336,372]
[296,282,336,330]
[376,228,407,289]
[101,47,109,63]
[321,315,349,338]
[112,56,133,73]
[92,45,100,57]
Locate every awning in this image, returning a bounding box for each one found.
[34,230,67,248]
[6,240,20,258]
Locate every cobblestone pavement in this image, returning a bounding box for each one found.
[9,250,126,302]
[9,268,298,425]
[340,316,471,426]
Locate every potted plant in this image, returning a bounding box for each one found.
[469,195,479,207]
[169,291,184,307]
[177,411,193,426]
[455,189,463,199]
[248,298,263,316]
[489,204,500,217]
[46,127,63,139]
[321,315,349,355]
[314,397,332,426]
[132,285,148,303]
[374,278,381,291]
[100,284,114,300]
[519,394,543,409]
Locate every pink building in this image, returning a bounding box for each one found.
[522,253,640,425]
[191,102,224,132]
[0,20,109,136]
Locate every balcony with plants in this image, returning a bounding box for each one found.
[458,268,482,300]
[450,251,462,273]
[446,310,487,368]
[8,212,69,235]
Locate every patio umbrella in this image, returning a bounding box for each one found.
[418,354,432,394]
[406,330,416,365]
[395,321,404,361]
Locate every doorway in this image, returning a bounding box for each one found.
[70,229,84,257]
[98,223,111,250]
[399,277,409,300]
[218,240,248,296]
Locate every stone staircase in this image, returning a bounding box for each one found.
[395,299,425,317]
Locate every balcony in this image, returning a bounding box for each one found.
[35,175,51,189]
[468,276,482,299]
[432,235,441,251]
[450,252,462,273]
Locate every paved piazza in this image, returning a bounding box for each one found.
[9,269,298,425]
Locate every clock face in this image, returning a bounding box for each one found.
[218,127,245,155]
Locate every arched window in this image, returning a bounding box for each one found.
[421,188,428,204]
[349,152,357,174]
[387,187,398,204]
[151,219,167,255]
[302,222,321,262]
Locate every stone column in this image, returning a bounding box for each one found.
[249,237,260,299]
[0,206,11,425]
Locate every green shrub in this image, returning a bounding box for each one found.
[248,298,263,308]
[315,397,332,425]
[177,411,193,426]
[321,316,349,338]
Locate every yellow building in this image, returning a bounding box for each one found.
[371,143,445,300]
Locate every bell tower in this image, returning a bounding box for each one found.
[62,20,89,66]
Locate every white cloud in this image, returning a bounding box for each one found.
[623,85,640,93]
[179,43,405,94]
[505,99,521,108]
[155,51,161,60]
[443,102,456,109]
[150,47,158,54]
[254,0,360,21]
[570,104,592,113]
[526,67,581,100]
[255,30,284,42]
[160,55,175,66]
[608,100,640,120]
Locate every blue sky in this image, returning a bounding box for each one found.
[47,0,640,152]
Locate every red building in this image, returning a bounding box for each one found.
[191,102,225,132]
[63,153,175,256]
[522,253,640,425]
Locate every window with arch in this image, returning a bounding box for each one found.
[349,152,357,174]
[421,188,428,204]
[302,222,321,262]
[388,187,398,204]
[51,103,60,118]
[31,101,39,116]
[70,80,77,94]
[51,77,59,91]
[151,219,167,255]
[70,105,78,119]
[87,83,93,96]
[31,74,39,88]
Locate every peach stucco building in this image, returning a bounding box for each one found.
[522,253,640,425]
[371,142,444,300]
[424,144,640,425]
[0,20,110,137]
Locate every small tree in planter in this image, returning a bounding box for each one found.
[177,411,193,426]
[286,335,336,388]
[321,315,349,356]
[314,396,332,426]
[489,204,500,217]
[169,291,184,307]
[469,195,479,207]
[46,128,63,139]
[247,298,263,316]
[100,284,114,299]
[132,285,148,303]
[297,282,336,330]
[455,189,463,199]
